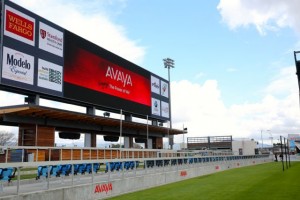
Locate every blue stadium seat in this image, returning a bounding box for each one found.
[85,163,100,174]
[124,162,130,170]
[105,162,115,172]
[164,160,170,166]
[0,168,16,182]
[85,164,92,174]
[93,163,100,173]
[135,161,139,168]
[36,166,49,180]
[58,164,72,176]
[50,165,61,177]
[115,162,123,171]
[156,160,163,167]
[130,161,136,169]
[0,169,3,180]
[171,159,177,165]
[74,164,87,175]
[145,160,154,168]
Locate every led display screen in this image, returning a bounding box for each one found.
[64,38,151,107]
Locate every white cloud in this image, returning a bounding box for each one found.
[217,0,300,35]
[11,0,145,64]
[172,66,300,143]
[226,67,237,72]
[265,66,297,95]
[171,80,237,138]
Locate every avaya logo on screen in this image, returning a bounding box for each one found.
[105,66,132,87]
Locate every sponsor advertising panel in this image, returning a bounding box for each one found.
[4,5,35,46]
[151,98,161,116]
[160,80,169,98]
[37,58,63,92]
[39,22,64,57]
[64,47,151,107]
[161,101,170,118]
[151,75,160,94]
[2,46,34,85]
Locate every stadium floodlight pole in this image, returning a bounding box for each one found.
[163,58,174,149]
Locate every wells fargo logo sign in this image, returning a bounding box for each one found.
[94,183,113,194]
[5,5,35,46]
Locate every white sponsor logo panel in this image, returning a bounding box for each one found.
[38,58,63,92]
[2,46,34,85]
[160,80,169,98]
[4,5,35,46]
[39,22,64,57]
[151,75,160,94]
[161,101,169,118]
[151,98,161,116]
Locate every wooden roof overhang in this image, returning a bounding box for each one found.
[0,105,184,138]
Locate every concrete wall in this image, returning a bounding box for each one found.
[232,140,257,155]
[0,157,272,200]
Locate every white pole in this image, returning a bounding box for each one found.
[120,109,122,149]
[147,115,149,149]
[261,130,263,149]
[168,123,170,149]
[183,124,185,150]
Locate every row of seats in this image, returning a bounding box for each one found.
[36,163,100,180]
[144,157,237,168]
[145,159,190,168]
[105,161,139,172]
[0,168,16,182]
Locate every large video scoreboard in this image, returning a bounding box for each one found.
[0,0,170,121]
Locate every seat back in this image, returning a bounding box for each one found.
[0,168,16,182]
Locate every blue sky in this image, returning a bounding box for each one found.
[107,0,297,105]
[1,0,300,146]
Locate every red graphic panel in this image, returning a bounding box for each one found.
[5,10,34,41]
[64,48,151,106]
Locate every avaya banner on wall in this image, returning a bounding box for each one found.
[0,0,170,120]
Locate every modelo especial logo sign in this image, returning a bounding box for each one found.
[2,46,34,85]
[4,5,35,46]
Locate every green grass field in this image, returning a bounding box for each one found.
[109,162,300,200]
